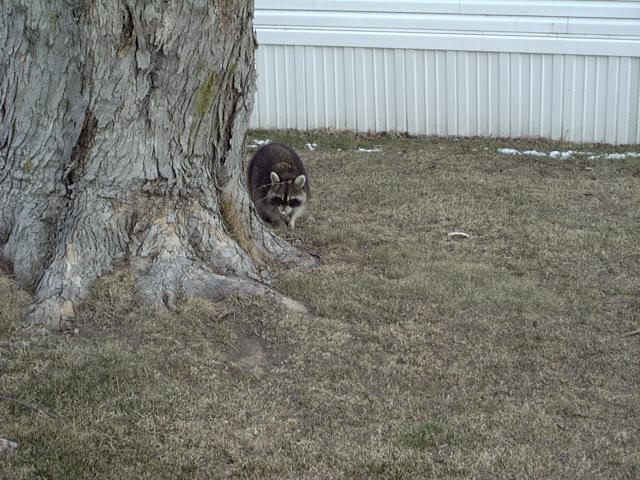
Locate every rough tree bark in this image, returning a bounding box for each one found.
[0,1,316,329]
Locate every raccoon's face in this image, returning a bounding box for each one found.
[267,172,307,218]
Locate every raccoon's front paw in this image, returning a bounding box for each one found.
[280,212,291,224]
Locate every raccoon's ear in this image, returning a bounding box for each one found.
[293,175,306,189]
[270,172,280,184]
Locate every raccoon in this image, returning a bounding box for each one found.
[247,142,309,230]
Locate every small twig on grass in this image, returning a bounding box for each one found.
[621,329,640,338]
[0,395,62,418]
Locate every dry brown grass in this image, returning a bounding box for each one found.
[1,131,639,479]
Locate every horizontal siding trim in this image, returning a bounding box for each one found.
[256,0,640,19]
[256,11,640,37]
[257,29,640,57]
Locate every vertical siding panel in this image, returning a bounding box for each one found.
[381,49,389,131]
[488,52,500,136]
[476,52,487,136]
[512,53,528,138]
[378,48,396,132]
[395,49,407,133]
[321,47,328,128]
[306,47,319,129]
[294,45,306,130]
[562,55,575,141]
[520,53,528,138]
[343,47,356,131]
[419,50,427,135]
[540,54,553,138]
[617,58,632,144]
[371,49,379,131]
[281,46,290,128]
[329,47,336,129]
[582,56,597,143]
[360,48,369,131]
[366,48,376,131]
[529,55,541,137]
[594,56,608,143]
[508,52,515,137]
[314,47,322,128]
[435,51,447,135]
[405,50,418,134]
[258,45,270,127]
[605,57,620,144]
[446,51,457,135]
[357,47,364,132]
[461,52,475,136]
[267,45,277,127]
[635,59,640,143]
[372,48,379,132]
[427,50,438,134]
[333,47,343,130]
[573,56,585,142]
[499,52,510,137]
[456,51,466,136]
[377,49,389,132]
[273,46,283,128]
[551,55,564,140]
[469,52,477,135]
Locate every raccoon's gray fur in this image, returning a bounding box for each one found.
[247,142,309,230]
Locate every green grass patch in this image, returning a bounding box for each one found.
[399,421,447,449]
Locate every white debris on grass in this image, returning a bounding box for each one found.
[448,231,470,239]
[357,147,383,153]
[247,139,270,149]
[499,148,640,160]
[305,143,318,151]
[0,438,19,456]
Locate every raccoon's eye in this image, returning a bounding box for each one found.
[289,199,302,208]
[271,197,283,206]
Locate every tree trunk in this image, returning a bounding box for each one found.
[0,1,315,329]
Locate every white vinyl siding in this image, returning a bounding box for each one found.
[252,0,640,144]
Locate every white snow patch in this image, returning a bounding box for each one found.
[357,147,383,153]
[499,147,640,161]
[497,148,521,155]
[588,152,640,160]
[247,139,270,149]
[549,150,575,159]
[305,143,318,151]
[521,150,547,157]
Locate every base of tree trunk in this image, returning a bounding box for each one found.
[16,188,315,330]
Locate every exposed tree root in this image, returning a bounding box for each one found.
[19,191,311,329]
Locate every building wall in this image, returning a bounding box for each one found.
[251,0,640,144]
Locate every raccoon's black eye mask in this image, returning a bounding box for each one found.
[271,197,302,208]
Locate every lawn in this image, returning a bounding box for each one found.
[1,131,639,479]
